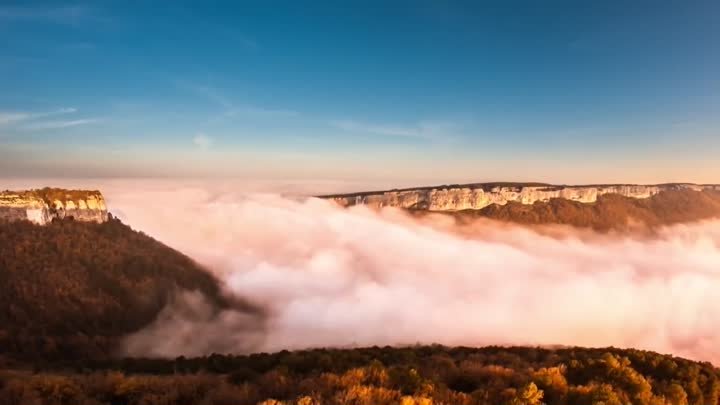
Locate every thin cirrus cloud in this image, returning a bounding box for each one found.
[180,81,458,140]
[0,5,92,25]
[330,119,458,141]
[214,26,259,50]
[24,118,100,130]
[0,108,77,126]
[178,82,300,119]
[224,106,299,118]
[0,107,100,131]
[0,112,30,125]
[58,42,97,52]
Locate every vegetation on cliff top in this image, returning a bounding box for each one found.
[0,188,104,204]
[33,187,104,203]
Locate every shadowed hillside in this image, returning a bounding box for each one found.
[437,190,720,230]
[0,216,259,364]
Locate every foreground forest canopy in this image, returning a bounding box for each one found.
[1,346,719,405]
[0,217,246,362]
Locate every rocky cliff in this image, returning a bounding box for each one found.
[321,183,720,211]
[0,188,108,224]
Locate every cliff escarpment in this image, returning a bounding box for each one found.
[322,183,720,211]
[454,189,720,230]
[0,187,108,224]
[321,183,720,229]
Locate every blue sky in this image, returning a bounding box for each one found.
[1,1,719,184]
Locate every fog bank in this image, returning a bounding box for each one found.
[103,186,720,363]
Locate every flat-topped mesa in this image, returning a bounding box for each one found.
[0,188,108,225]
[320,183,720,211]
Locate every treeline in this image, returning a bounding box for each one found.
[2,345,718,405]
[0,217,238,363]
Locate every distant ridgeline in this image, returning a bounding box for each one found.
[321,183,720,211]
[0,188,108,224]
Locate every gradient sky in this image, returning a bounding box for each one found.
[1,1,719,185]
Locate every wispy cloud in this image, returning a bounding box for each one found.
[0,5,93,25]
[225,106,299,118]
[184,84,233,109]
[212,26,259,50]
[225,32,258,50]
[235,36,259,50]
[25,118,100,130]
[331,120,423,138]
[0,112,30,125]
[59,42,97,52]
[193,133,213,149]
[179,81,453,142]
[330,119,458,140]
[179,82,300,119]
[0,108,77,126]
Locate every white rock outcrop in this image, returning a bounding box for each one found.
[0,189,109,225]
[323,183,718,211]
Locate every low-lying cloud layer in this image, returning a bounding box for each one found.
[106,186,720,363]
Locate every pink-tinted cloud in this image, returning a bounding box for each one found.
[104,184,720,363]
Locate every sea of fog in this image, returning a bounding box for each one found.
[5,179,720,363]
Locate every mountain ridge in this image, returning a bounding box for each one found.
[320,182,720,199]
[320,182,720,230]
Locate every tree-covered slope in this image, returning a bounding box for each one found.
[456,190,720,230]
[0,217,245,362]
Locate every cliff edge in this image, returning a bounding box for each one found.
[321,182,720,211]
[0,187,108,224]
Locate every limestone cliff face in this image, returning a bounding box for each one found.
[0,188,108,224]
[322,183,719,211]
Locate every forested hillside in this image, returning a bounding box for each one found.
[454,190,720,230]
[0,217,244,363]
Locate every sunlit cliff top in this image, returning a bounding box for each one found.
[319,182,719,198]
[0,187,105,206]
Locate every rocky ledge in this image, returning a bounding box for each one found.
[320,183,720,211]
[0,188,108,225]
